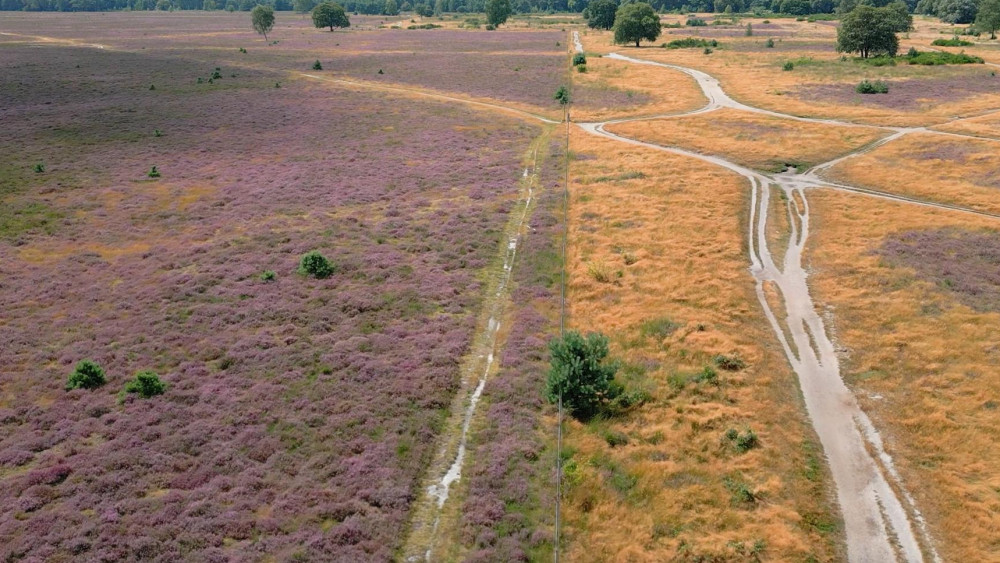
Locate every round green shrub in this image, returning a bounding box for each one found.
[124,370,167,399]
[299,250,335,278]
[66,360,107,390]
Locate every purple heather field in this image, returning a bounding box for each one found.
[876,228,1000,313]
[0,12,567,112]
[0,20,561,560]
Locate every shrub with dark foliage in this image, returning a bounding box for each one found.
[65,360,106,390]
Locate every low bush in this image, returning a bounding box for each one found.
[856,79,889,94]
[485,23,495,30]
[724,428,760,453]
[123,371,167,399]
[686,17,707,26]
[66,360,106,390]
[664,37,718,49]
[33,163,44,173]
[312,59,323,70]
[713,354,747,371]
[260,270,277,282]
[153,129,163,137]
[782,61,794,71]
[461,17,480,28]
[932,37,973,46]
[299,250,335,278]
[904,50,983,65]
[704,47,713,54]
[765,37,774,48]
[407,23,441,29]
[603,429,629,447]
[211,67,222,79]
[576,64,587,73]
[147,166,161,178]
[572,52,587,65]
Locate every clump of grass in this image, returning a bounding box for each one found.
[856,79,889,94]
[312,60,323,70]
[377,68,384,74]
[602,429,629,447]
[239,47,247,53]
[591,170,646,183]
[587,260,615,283]
[664,37,718,49]
[33,163,45,173]
[211,67,222,79]
[713,353,747,371]
[149,84,156,90]
[704,47,713,55]
[260,270,277,282]
[723,475,758,507]
[147,166,161,178]
[639,317,679,340]
[622,252,638,266]
[782,61,794,71]
[576,64,587,73]
[724,428,760,453]
[275,82,281,88]
[765,37,774,48]
[153,129,163,137]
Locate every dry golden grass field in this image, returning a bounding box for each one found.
[569,16,1000,562]
[607,107,886,172]
[824,132,1000,215]
[563,129,841,562]
[806,190,1000,562]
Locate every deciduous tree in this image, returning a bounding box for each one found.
[312,1,350,30]
[612,1,661,47]
[485,0,511,26]
[977,0,1000,37]
[251,4,275,41]
[836,4,900,58]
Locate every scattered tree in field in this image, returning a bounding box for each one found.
[837,5,901,58]
[299,250,336,278]
[585,0,618,30]
[312,1,350,31]
[313,59,323,70]
[545,331,621,421]
[124,371,167,399]
[251,5,275,42]
[977,0,1000,38]
[572,52,586,66]
[554,85,570,105]
[485,0,511,27]
[66,360,107,390]
[612,2,661,47]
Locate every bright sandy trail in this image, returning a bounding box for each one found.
[575,31,950,562]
